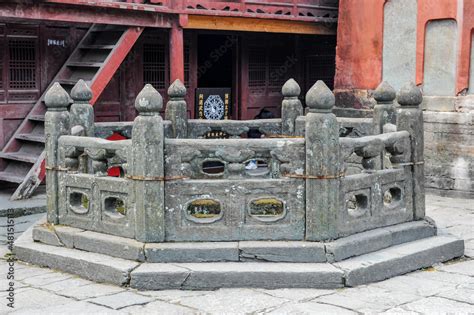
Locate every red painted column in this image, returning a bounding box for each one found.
[170,22,185,83]
[334,0,385,90]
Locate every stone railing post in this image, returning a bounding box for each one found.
[44,83,71,224]
[396,82,425,220]
[372,81,396,169]
[70,79,94,137]
[165,79,188,138]
[130,84,165,242]
[305,81,341,241]
[373,81,396,135]
[281,78,303,136]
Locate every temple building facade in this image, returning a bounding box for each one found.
[0,0,472,199]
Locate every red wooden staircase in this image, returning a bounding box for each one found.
[0,24,143,200]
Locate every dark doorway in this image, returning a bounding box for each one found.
[197,34,234,88]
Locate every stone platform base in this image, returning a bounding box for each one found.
[14,220,464,290]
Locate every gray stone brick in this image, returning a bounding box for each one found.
[74,230,145,261]
[239,241,326,262]
[145,242,238,263]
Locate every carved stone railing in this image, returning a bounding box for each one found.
[44,77,425,243]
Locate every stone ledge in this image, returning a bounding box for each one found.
[334,235,465,287]
[15,224,464,290]
[30,220,437,263]
[15,227,140,286]
[131,262,344,290]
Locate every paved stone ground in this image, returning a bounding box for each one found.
[0,194,473,314]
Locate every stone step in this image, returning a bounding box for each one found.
[15,223,464,290]
[14,227,140,286]
[30,220,437,263]
[334,235,465,287]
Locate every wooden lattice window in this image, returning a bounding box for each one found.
[248,46,266,95]
[268,52,289,94]
[8,38,37,89]
[143,42,166,89]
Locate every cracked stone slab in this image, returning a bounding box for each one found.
[325,220,436,262]
[74,230,145,262]
[176,262,344,290]
[335,235,464,286]
[87,291,154,310]
[130,263,191,290]
[145,241,238,263]
[15,227,139,286]
[122,300,197,315]
[239,241,326,263]
[177,288,288,314]
[32,225,63,247]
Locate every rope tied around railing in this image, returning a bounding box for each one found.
[125,175,189,181]
[391,161,424,167]
[283,172,345,180]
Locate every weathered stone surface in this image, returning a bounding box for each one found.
[387,220,436,245]
[130,85,165,242]
[145,242,238,263]
[177,262,344,290]
[54,225,84,248]
[32,225,62,247]
[70,79,94,137]
[281,78,303,135]
[423,20,457,96]
[178,289,288,314]
[306,80,335,112]
[326,228,392,262]
[326,220,436,262]
[74,230,145,261]
[335,235,464,287]
[382,0,417,91]
[87,291,154,310]
[305,80,340,241]
[165,79,188,138]
[123,300,197,315]
[130,263,190,290]
[44,82,71,224]
[397,82,425,219]
[15,228,139,286]
[239,241,326,263]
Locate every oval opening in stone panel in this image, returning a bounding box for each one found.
[346,194,368,218]
[186,199,222,223]
[104,197,127,218]
[69,192,90,215]
[249,197,285,222]
[244,159,270,176]
[202,160,225,175]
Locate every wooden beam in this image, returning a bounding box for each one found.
[185,15,336,35]
[0,3,172,28]
[90,27,144,105]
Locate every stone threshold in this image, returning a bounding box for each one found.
[14,223,464,290]
[29,220,437,264]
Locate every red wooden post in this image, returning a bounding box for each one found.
[170,22,185,83]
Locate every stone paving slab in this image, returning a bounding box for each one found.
[0,194,473,314]
[0,188,46,217]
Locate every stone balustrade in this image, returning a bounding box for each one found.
[43,78,425,242]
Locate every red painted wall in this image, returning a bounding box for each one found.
[336,0,474,97]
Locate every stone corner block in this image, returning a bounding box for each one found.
[32,225,63,247]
